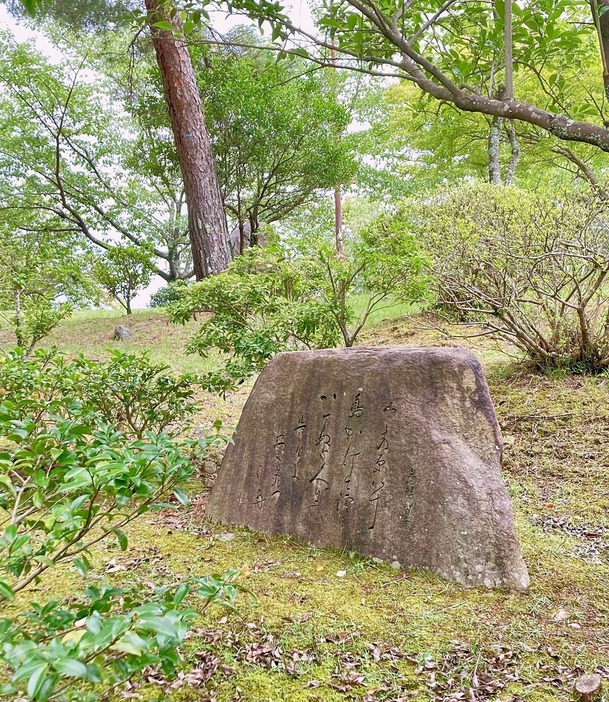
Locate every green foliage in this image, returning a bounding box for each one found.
[362,73,609,196]
[0,350,213,596]
[0,32,191,282]
[149,279,192,308]
[411,183,609,371]
[170,246,340,393]
[0,349,200,437]
[192,34,357,236]
[0,349,235,700]
[94,246,155,315]
[0,571,245,702]
[170,228,427,393]
[0,211,96,356]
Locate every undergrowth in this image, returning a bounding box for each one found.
[1,311,608,700]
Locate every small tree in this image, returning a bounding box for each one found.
[94,246,155,315]
[193,37,357,252]
[0,214,95,355]
[170,226,428,393]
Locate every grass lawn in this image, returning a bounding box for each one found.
[2,307,608,701]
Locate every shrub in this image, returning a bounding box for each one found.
[169,231,428,393]
[0,351,235,700]
[411,183,609,372]
[149,279,192,308]
[93,246,155,315]
[0,349,199,438]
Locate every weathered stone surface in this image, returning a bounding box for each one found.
[207,346,530,590]
[113,325,132,341]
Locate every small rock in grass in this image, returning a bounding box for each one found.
[336,570,347,577]
[390,560,401,570]
[113,325,132,341]
[553,608,571,622]
[218,532,235,542]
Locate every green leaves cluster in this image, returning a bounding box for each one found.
[171,246,341,393]
[192,35,357,237]
[0,354,200,598]
[170,224,427,393]
[0,349,201,437]
[0,349,234,700]
[1,572,244,702]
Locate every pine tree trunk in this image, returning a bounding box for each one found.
[145,0,230,279]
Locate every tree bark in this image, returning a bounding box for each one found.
[144,0,230,280]
[331,42,344,257]
[504,0,514,100]
[488,115,503,184]
[504,120,520,184]
[553,145,608,198]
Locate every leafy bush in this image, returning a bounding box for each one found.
[412,183,609,371]
[0,572,244,702]
[169,229,427,393]
[149,279,192,309]
[0,351,235,700]
[0,349,199,438]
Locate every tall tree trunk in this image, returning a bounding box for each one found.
[144,0,230,280]
[504,0,514,101]
[504,120,520,184]
[330,41,344,257]
[13,289,24,349]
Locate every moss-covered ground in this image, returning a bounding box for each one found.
[3,309,609,700]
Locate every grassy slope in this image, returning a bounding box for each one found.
[3,309,609,701]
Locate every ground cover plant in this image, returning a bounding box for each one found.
[0,348,238,700]
[0,311,607,701]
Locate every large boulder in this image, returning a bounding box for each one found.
[207,346,529,590]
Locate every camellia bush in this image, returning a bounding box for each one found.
[409,183,609,372]
[0,350,238,701]
[169,222,428,393]
[0,349,199,438]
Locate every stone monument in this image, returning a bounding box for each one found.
[206,347,529,590]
